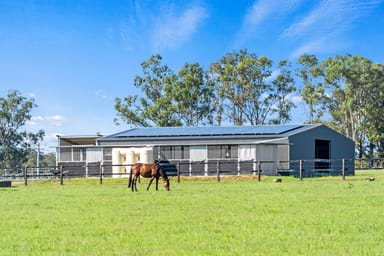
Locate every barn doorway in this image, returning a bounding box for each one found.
[315,139,330,169]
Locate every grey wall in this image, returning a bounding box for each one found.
[289,125,355,173]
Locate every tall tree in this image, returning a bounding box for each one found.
[208,51,243,125]
[166,63,216,126]
[367,63,384,157]
[271,60,296,124]
[0,90,44,167]
[297,54,328,123]
[237,53,275,125]
[322,54,384,158]
[114,54,180,127]
[208,49,281,125]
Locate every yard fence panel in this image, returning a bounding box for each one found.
[2,158,383,186]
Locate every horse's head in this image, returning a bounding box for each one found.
[157,163,170,191]
[163,178,170,191]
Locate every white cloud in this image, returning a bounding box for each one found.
[284,0,383,57]
[152,6,208,50]
[236,0,304,45]
[45,132,62,140]
[31,115,65,127]
[41,133,62,152]
[119,3,208,52]
[265,69,280,83]
[95,90,108,99]
[31,116,44,121]
[289,94,303,105]
[243,0,275,28]
[26,120,38,126]
[281,1,347,39]
[289,38,326,59]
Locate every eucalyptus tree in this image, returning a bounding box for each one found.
[0,90,44,167]
[114,54,180,127]
[165,63,216,126]
[322,54,384,158]
[367,63,384,157]
[296,54,328,123]
[270,60,296,124]
[208,50,243,125]
[208,49,282,125]
[237,53,275,125]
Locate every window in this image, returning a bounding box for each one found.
[208,145,238,159]
[158,146,190,160]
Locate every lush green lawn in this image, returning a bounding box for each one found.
[1,171,383,255]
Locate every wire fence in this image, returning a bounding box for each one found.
[1,157,380,186]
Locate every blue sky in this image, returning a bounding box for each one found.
[1,0,384,152]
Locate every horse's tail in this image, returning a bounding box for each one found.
[128,167,132,188]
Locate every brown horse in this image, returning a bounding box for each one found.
[128,163,170,192]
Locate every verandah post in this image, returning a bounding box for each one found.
[342,158,345,180]
[257,160,261,182]
[216,161,220,183]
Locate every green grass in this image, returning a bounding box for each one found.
[1,171,383,255]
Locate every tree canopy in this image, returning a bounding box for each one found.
[114,50,384,158]
[0,90,44,167]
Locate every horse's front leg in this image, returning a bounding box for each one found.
[147,177,155,190]
[155,177,159,191]
[132,176,138,192]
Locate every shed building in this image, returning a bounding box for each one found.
[56,124,355,177]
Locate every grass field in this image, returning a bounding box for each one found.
[1,171,383,255]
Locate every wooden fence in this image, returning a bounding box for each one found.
[0,157,375,186]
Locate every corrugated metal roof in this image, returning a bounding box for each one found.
[101,124,306,139]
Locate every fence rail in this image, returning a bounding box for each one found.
[1,157,378,186]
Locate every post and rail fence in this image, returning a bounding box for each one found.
[1,157,381,186]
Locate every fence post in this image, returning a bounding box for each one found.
[99,162,103,185]
[342,158,345,180]
[257,160,261,182]
[60,165,64,185]
[177,162,180,183]
[216,161,220,183]
[299,160,303,181]
[24,167,28,186]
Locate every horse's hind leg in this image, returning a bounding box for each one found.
[155,177,159,191]
[128,172,132,188]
